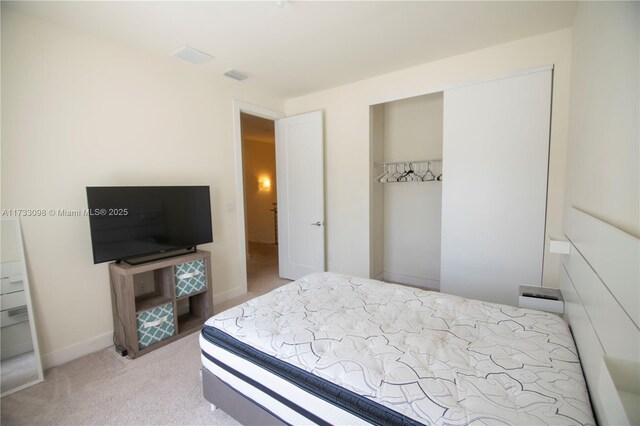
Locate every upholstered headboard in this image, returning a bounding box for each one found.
[560,207,639,425]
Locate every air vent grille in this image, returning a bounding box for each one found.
[171,47,214,64]
[224,69,249,81]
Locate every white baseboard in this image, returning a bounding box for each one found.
[40,287,247,370]
[41,331,113,370]
[212,287,246,306]
[376,271,440,291]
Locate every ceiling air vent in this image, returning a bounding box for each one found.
[171,47,214,64]
[224,69,249,81]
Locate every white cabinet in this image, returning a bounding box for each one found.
[440,69,552,306]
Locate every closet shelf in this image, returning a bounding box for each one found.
[374,159,442,183]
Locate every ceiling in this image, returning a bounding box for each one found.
[5,1,577,98]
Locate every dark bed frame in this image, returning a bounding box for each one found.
[201,367,286,426]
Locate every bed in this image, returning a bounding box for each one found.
[200,272,595,425]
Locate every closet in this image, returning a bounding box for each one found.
[370,67,552,306]
[370,92,444,291]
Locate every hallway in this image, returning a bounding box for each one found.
[214,241,290,314]
[246,241,290,294]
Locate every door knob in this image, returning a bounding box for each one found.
[311,221,322,226]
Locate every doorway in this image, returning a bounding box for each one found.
[240,112,290,295]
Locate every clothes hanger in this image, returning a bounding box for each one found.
[416,162,427,181]
[376,164,390,182]
[398,162,413,182]
[387,163,399,182]
[424,161,436,181]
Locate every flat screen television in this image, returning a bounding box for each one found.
[86,186,213,264]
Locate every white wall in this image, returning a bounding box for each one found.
[383,94,443,162]
[369,105,385,278]
[286,29,573,288]
[1,221,21,263]
[1,9,284,359]
[564,1,639,238]
[242,139,277,244]
[376,94,443,289]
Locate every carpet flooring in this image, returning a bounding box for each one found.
[1,242,289,425]
[1,332,238,426]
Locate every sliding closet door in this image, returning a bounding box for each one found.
[441,69,552,306]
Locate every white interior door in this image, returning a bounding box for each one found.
[276,111,325,280]
[441,69,552,306]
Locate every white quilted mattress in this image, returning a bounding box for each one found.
[203,272,594,425]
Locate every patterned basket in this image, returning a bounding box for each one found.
[174,259,206,297]
[136,303,175,349]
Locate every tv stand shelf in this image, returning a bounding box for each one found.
[109,250,212,358]
[135,294,173,313]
